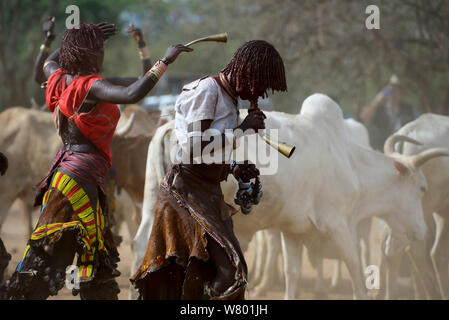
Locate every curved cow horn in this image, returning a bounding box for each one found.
[115,112,135,136]
[384,134,422,155]
[412,148,449,168]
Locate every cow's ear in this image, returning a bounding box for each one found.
[394,161,411,176]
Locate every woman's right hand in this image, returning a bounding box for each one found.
[162,44,193,65]
[126,23,146,48]
[238,110,266,133]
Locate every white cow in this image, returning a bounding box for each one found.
[133,94,447,299]
[250,117,373,298]
[380,113,449,299]
[247,230,283,294]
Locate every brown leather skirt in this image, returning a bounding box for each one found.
[130,165,247,300]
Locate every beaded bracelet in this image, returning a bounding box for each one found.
[138,46,150,60]
[145,60,167,83]
[43,60,57,69]
[40,44,51,53]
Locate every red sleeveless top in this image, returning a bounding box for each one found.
[45,69,120,165]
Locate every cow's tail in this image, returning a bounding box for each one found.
[151,120,174,181]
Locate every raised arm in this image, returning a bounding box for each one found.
[34,17,56,85]
[87,44,192,104]
[104,23,152,86]
[42,22,118,81]
[359,85,393,122]
[128,24,152,77]
[43,48,61,80]
[131,24,153,76]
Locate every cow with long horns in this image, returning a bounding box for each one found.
[134,94,449,299]
[380,113,449,299]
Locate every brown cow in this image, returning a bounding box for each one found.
[0,106,156,240]
[118,104,160,137]
[110,131,152,235]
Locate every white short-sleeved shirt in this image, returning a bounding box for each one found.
[174,76,239,163]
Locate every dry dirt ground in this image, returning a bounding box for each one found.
[1,201,417,300]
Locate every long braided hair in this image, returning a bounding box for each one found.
[221,40,287,98]
[59,23,105,75]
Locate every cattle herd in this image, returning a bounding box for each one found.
[1,93,449,300]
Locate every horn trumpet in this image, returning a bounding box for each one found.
[185,33,228,47]
[250,101,296,159]
[261,134,296,158]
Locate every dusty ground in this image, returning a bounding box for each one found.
[1,202,416,300]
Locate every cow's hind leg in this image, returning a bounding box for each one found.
[280,232,302,300]
[307,241,328,298]
[431,214,449,300]
[382,228,408,300]
[408,238,443,299]
[249,231,266,290]
[358,218,372,271]
[330,260,342,291]
[330,225,367,299]
[314,256,328,298]
[410,265,426,299]
[253,229,282,296]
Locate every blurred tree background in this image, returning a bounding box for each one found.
[0,0,448,116]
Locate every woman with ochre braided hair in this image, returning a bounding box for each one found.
[33,20,153,237]
[2,22,191,300]
[34,19,154,92]
[131,40,287,300]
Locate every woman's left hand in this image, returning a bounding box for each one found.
[162,44,193,65]
[126,23,146,48]
[232,162,260,182]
